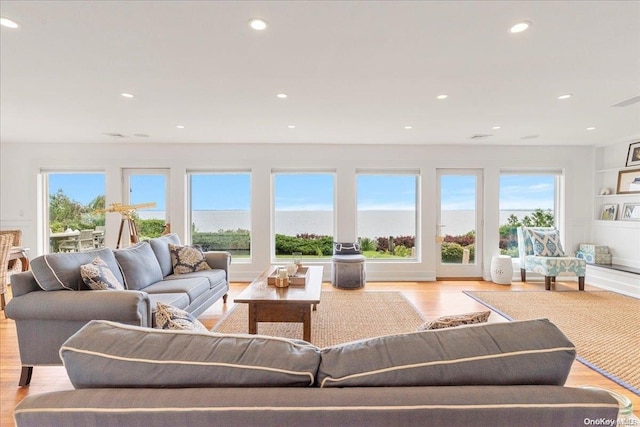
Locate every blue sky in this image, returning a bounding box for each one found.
[48,172,554,211]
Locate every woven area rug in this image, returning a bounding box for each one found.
[464,290,640,396]
[212,291,425,348]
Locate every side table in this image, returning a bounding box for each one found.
[490,255,513,285]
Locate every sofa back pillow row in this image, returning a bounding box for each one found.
[30,233,188,292]
[60,318,575,389]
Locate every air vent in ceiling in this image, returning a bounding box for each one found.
[611,95,640,107]
[469,134,492,140]
[102,132,127,138]
[520,134,539,140]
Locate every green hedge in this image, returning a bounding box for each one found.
[441,242,475,263]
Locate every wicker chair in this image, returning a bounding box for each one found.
[0,234,13,313]
[0,229,23,273]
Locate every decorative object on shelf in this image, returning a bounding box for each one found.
[625,141,640,167]
[621,202,640,221]
[576,244,612,265]
[600,204,618,220]
[599,187,612,195]
[616,168,640,194]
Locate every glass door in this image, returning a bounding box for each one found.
[122,169,169,245]
[436,169,483,278]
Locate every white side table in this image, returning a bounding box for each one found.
[490,255,513,285]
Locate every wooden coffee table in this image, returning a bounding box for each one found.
[234,266,323,342]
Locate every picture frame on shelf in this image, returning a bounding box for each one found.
[616,168,640,194]
[625,141,640,167]
[621,203,640,221]
[600,204,618,220]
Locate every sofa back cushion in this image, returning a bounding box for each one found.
[114,242,163,290]
[317,319,576,388]
[148,233,181,277]
[61,320,321,388]
[31,248,124,291]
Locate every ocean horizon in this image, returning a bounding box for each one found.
[139,209,538,238]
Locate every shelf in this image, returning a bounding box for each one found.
[595,166,640,174]
[595,194,640,198]
[593,220,640,228]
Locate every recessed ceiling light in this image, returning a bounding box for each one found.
[404,126,413,130]
[176,125,185,129]
[492,126,501,130]
[510,21,531,33]
[557,94,572,100]
[249,18,268,31]
[276,93,288,99]
[436,94,448,100]
[288,125,296,129]
[586,127,596,131]
[0,17,19,29]
[121,93,134,98]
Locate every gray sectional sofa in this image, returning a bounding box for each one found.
[5,233,230,386]
[13,318,619,426]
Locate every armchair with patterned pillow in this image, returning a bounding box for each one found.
[517,226,586,291]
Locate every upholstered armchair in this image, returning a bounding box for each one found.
[517,226,586,291]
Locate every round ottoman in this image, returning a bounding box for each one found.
[490,255,513,285]
[331,254,366,289]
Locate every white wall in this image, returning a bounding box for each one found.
[0,142,594,282]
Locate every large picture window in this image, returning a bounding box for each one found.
[499,172,560,257]
[357,171,419,259]
[45,171,105,253]
[189,172,251,258]
[273,172,335,260]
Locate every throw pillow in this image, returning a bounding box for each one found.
[526,228,565,257]
[169,244,212,275]
[417,310,491,331]
[80,257,124,290]
[154,301,208,332]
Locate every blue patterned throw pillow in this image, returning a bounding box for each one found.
[526,229,565,257]
[155,302,208,332]
[169,244,212,275]
[80,257,124,290]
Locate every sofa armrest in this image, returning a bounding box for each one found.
[10,271,42,297]
[6,289,152,326]
[204,251,231,274]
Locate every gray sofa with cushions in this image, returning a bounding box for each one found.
[5,233,230,386]
[13,319,619,426]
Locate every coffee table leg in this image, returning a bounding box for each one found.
[248,303,257,334]
[302,305,312,342]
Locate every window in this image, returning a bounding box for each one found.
[357,171,419,259]
[45,171,105,253]
[273,172,335,260]
[499,172,560,257]
[189,172,251,258]
[123,169,169,240]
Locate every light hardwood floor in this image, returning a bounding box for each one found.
[1,279,638,426]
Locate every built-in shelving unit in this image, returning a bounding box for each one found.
[589,143,640,297]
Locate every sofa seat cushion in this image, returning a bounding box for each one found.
[164,269,227,289]
[31,248,123,291]
[317,319,576,388]
[60,320,321,388]
[148,293,190,311]
[114,242,163,290]
[149,233,182,277]
[144,277,210,305]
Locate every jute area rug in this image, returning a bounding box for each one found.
[464,290,640,396]
[212,291,425,348]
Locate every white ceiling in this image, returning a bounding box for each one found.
[1,0,639,146]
